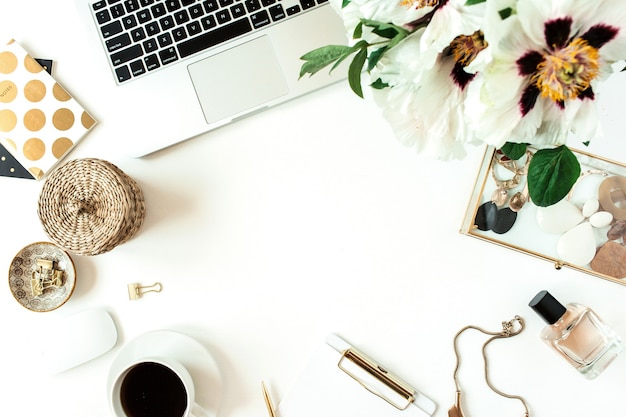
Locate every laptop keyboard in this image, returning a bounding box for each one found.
[90,0,328,84]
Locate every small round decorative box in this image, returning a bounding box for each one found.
[37,158,145,256]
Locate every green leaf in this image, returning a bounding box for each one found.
[498,7,513,19]
[465,0,486,5]
[372,27,400,39]
[370,78,389,90]
[500,142,527,160]
[360,19,409,39]
[349,47,368,97]
[366,31,408,71]
[527,146,581,207]
[299,45,354,78]
[342,0,350,8]
[387,32,407,49]
[330,40,368,72]
[367,46,387,71]
[353,21,363,39]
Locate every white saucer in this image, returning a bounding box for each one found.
[107,330,222,417]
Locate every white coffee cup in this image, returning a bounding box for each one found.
[110,357,209,417]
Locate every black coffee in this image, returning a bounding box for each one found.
[120,362,188,417]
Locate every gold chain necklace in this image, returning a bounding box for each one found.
[449,316,529,417]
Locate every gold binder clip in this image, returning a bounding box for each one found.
[127,282,162,300]
[338,346,415,410]
[31,258,64,297]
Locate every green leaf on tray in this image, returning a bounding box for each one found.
[527,145,581,207]
[500,142,527,160]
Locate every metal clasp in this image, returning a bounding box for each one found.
[338,347,415,410]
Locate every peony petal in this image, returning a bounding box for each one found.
[570,100,602,140]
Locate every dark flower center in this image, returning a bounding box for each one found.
[446,31,487,90]
[400,0,439,8]
[450,31,488,66]
[515,19,618,115]
[532,38,600,102]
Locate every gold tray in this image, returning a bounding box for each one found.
[461,146,626,286]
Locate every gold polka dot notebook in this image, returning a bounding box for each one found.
[0,39,97,180]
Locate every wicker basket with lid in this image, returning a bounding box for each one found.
[38,158,145,256]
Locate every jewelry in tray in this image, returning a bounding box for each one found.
[535,169,626,276]
[449,316,529,417]
[475,151,531,234]
[591,175,626,277]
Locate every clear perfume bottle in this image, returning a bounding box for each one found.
[528,290,623,379]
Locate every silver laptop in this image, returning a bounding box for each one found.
[74,0,348,156]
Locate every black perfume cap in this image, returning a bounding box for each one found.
[528,290,567,324]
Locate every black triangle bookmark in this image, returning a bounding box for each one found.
[0,143,35,180]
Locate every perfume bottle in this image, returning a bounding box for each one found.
[528,290,623,379]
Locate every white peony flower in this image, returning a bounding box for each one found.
[373,27,488,159]
[469,0,626,149]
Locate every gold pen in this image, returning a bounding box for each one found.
[262,381,277,417]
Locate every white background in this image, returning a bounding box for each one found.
[1,1,626,417]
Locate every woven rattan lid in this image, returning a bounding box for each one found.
[38,158,145,256]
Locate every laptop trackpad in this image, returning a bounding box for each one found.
[188,35,289,124]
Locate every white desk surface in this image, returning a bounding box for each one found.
[2,2,626,417]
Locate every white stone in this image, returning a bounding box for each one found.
[557,222,597,266]
[589,211,613,228]
[582,199,600,218]
[536,199,584,234]
[593,226,610,248]
[569,175,605,206]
